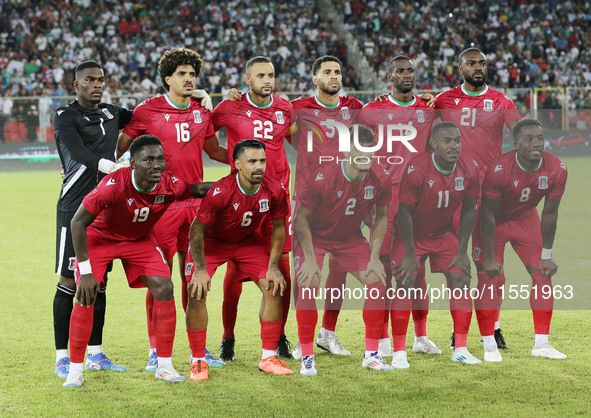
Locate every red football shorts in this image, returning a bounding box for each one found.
[391,228,464,274]
[153,199,201,260]
[185,238,270,283]
[472,210,542,267]
[258,193,292,253]
[77,232,170,288]
[293,236,371,274]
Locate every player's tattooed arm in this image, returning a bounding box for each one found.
[539,196,562,278]
[393,202,420,286]
[266,218,287,296]
[188,219,211,300]
[70,204,100,307]
[294,205,322,287]
[190,182,214,198]
[364,204,388,285]
[204,135,229,164]
[480,196,503,277]
[449,196,477,275]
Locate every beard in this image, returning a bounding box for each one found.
[464,72,487,87]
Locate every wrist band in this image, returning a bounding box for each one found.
[78,260,92,275]
[541,248,552,260]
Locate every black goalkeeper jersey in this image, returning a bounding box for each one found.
[53,100,132,210]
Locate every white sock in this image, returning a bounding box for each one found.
[149,348,157,355]
[319,327,335,339]
[158,356,172,367]
[56,349,69,362]
[451,323,455,332]
[87,345,103,356]
[414,336,428,343]
[482,335,496,351]
[364,350,377,358]
[69,362,84,374]
[534,334,549,347]
[379,337,390,345]
[261,349,277,359]
[191,356,206,364]
[494,321,500,330]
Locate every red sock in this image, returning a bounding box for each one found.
[69,303,94,363]
[296,286,318,357]
[411,263,428,337]
[154,299,176,358]
[474,271,497,337]
[530,271,553,334]
[187,329,207,359]
[260,320,282,351]
[222,261,242,339]
[278,257,291,335]
[363,281,386,352]
[495,273,506,324]
[322,261,346,331]
[146,291,156,349]
[450,288,472,349]
[391,290,411,352]
[380,260,392,339]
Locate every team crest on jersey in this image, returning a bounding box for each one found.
[68,257,76,271]
[259,199,270,212]
[127,198,134,206]
[364,186,374,200]
[164,114,171,121]
[416,109,425,123]
[193,110,202,124]
[455,177,464,191]
[101,108,114,119]
[341,107,350,120]
[275,111,285,124]
[185,262,193,276]
[538,176,549,189]
[483,99,493,111]
[154,195,165,204]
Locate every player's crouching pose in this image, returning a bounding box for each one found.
[294,125,392,376]
[184,139,293,381]
[476,119,568,361]
[63,135,211,388]
[392,122,481,367]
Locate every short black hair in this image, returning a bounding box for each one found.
[431,121,460,140]
[130,135,163,158]
[459,47,486,65]
[350,124,376,146]
[387,55,412,67]
[512,119,542,141]
[246,56,272,75]
[312,55,342,75]
[233,139,266,161]
[75,61,103,80]
[158,48,203,91]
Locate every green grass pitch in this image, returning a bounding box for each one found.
[0,160,589,416]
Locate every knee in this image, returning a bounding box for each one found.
[59,275,76,290]
[150,277,174,301]
[449,274,471,290]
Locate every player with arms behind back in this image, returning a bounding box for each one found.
[478,119,568,361]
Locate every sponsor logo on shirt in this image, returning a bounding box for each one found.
[101,108,114,119]
[313,110,320,116]
[233,203,240,211]
[337,190,343,198]
[538,176,548,189]
[315,173,324,181]
[246,110,252,118]
[428,180,434,188]
[364,186,374,199]
[454,98,460,105]
[164,114,170,121]
[171,176,178,183]
[407,165,415,173]
[193,110,202,124]
[259,198,270,212]
[57,110,65,116]
[513,180,519,188]
[494,164,503,172]
[387,113,393,120]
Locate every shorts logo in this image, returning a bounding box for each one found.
[341,107,350,120]
[391,260,396,270]
[416,109,425,123]
[538,176,548,189]
[275,111,285,124]
[455,177,464,191]
[185,262,193,276]
[68,257,76,271]
[473,247,481,261]
[294,256,300,269]
[193,110,202,123]
[101,108,114,119]
[483,99,493,111]
[259,199,269,212]
[154,195,165,204]
[364,186,374,200]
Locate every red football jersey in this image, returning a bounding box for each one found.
[434,84,521,166]
[361,95,435,184]
[83,168,192,241]
[482,150,567,222]
[291,95,364,195]
[196,172,289,244]
[212,93,292,187]
[399,151,480,238]
[299,162,391,242]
